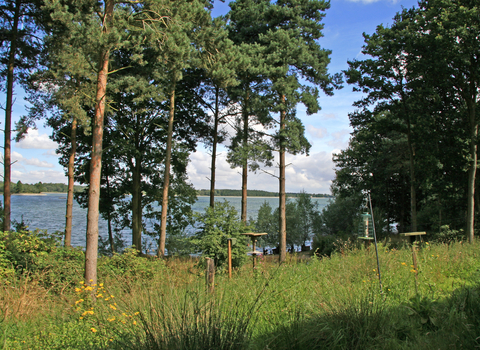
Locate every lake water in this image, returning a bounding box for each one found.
[3,193,331,248]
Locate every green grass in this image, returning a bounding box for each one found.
[1,241,480,349]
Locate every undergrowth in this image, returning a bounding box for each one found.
[1,231,479,349]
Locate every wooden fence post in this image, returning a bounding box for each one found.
[227,239,232,279]
[206,257,215,293]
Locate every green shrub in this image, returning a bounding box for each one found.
[0,230,62,275]
[99,248,164,280]
[192,201,250,270]
[312,234,357,257]
[430,225,466,244]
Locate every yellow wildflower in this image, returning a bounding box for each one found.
[91,327,97,333]
[109,304,117,310]
[401,262,407,266]
[107,317,116,322]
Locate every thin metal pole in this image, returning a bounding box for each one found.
[368,193,383,294]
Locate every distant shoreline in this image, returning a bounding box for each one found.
[11,193,47,196]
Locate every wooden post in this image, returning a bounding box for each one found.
[400,232,425,295]
[412,243,419,294]
[227,239,232,279]
[206,257,215,293]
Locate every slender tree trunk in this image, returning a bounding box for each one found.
[3,0,21,233]
[84,0,114,285]
[158,82,176,257]
[105,174,115,254]
[65,117,77,246]
[466,98,477,243]
[279,95,287,263]
[406,119,417,232]
[209,87,219,208]
[132,156,142,251]
[401,90,417,232]
[241,91,249,224]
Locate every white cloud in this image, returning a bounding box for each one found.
[327,129,351,150]
[11,151,56,168]
[11,170,67,184]
[23,158,55,168]
[42,150,59,157]
[16,129,57,150]
[188,149,335,194]
[322,113,337,120]
[307,125,328,139]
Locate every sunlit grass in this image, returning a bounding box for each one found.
[1,241,479,349]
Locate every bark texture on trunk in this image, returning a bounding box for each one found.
[132,156,142,251]
[158,84,176,257]
[466,98,477,243]
[65,117,77,246]
[241,91,249,224]
[278,97,287,263]
[3,0,21,233]
[209,87,219,208]
[84,0,114,286]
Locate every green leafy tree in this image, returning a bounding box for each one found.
[409,0,480,243]
[156,0,212,257]
[0,0,43,231]
[259,0,339,262]
[227,0,273,224]
[255,200,278,249]
[294,191,321,247]
[192,17,242,209]
[43,0,173,284]
[192,201,250,269]
[15,180,23,193]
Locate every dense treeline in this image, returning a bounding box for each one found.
[317,0,480,244]
[1,0,337,282]
[0,182,84,194]
[196,189,331,198]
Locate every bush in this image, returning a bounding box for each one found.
[192,201,250,270]
[99,247,164,280]
[430,225,466,244]
[312,234,357,257]
[0,230,62,275]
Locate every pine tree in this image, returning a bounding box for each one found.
[0,0,43,231]
[259,0,339,262]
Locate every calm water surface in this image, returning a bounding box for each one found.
[3,193,330,247]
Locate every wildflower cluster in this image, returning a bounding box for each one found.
[73,280,140,341]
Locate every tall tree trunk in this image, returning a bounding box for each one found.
[241,91,249,224]
[3,0,21,233]
[65,117,77,246]
[84,0,114,286]
[105,173,115,254]
[278,95,287,263]
[466,98,477,243]
[158,82,176,257]
[209,87,219,208]
[401,90,417,232]
[406,118,417,232]
[132,156,142,251]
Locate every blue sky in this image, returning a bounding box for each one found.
[2,0,418,194]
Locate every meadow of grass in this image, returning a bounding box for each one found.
[1,239,480,349]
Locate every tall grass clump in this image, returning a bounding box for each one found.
[1,239,480,349]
